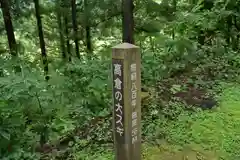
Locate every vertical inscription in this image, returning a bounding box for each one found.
[130,63,138,144]
[112,59,124,143]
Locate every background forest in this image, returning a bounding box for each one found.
[1,0,240,159]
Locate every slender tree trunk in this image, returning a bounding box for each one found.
[122,0,134,44]
[56,3,67,60]
[33,0,48,76]
[86,25,92,54]
[64,17,71,62]
[0,0,17,56]
[58,15,67,59]
[62,0,72,61]
[172,0,177,39]
[84,0,92,56]
[71,0,80,59]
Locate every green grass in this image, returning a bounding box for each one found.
[144,82,240,160]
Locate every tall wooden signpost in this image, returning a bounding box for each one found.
[112,43,141,160]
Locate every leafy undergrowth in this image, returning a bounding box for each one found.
[77,82,240,160]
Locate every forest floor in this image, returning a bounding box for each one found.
[40,81,240,160]
[142,82,240,160]
[80,82,240,160]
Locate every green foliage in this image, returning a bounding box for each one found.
[1,0,240,159]
[0,57,113,159]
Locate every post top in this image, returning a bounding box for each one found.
[113,43,139,49]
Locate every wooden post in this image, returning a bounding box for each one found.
[112,43,141,160]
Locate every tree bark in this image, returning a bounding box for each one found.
[84,0,92,56]
[63,0,71,61]
[56,2,67,60]
[122,0,134,44]
[86,25,92,55]
[33,0,48,76]
[0,0,17,56]
[64,16,72,62]
[71,0,80,59]
[172,0,177,39]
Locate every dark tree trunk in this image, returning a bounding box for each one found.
[61,0,72,62]
[84,0,92,56]
[0,0,17,56]
[56,3,66,60]
[122,0,134,44]
[64,17,71,62]
[71,0,80,59]
[172,0,177,39]
[86,25,92,55]
[33,0,48,76]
